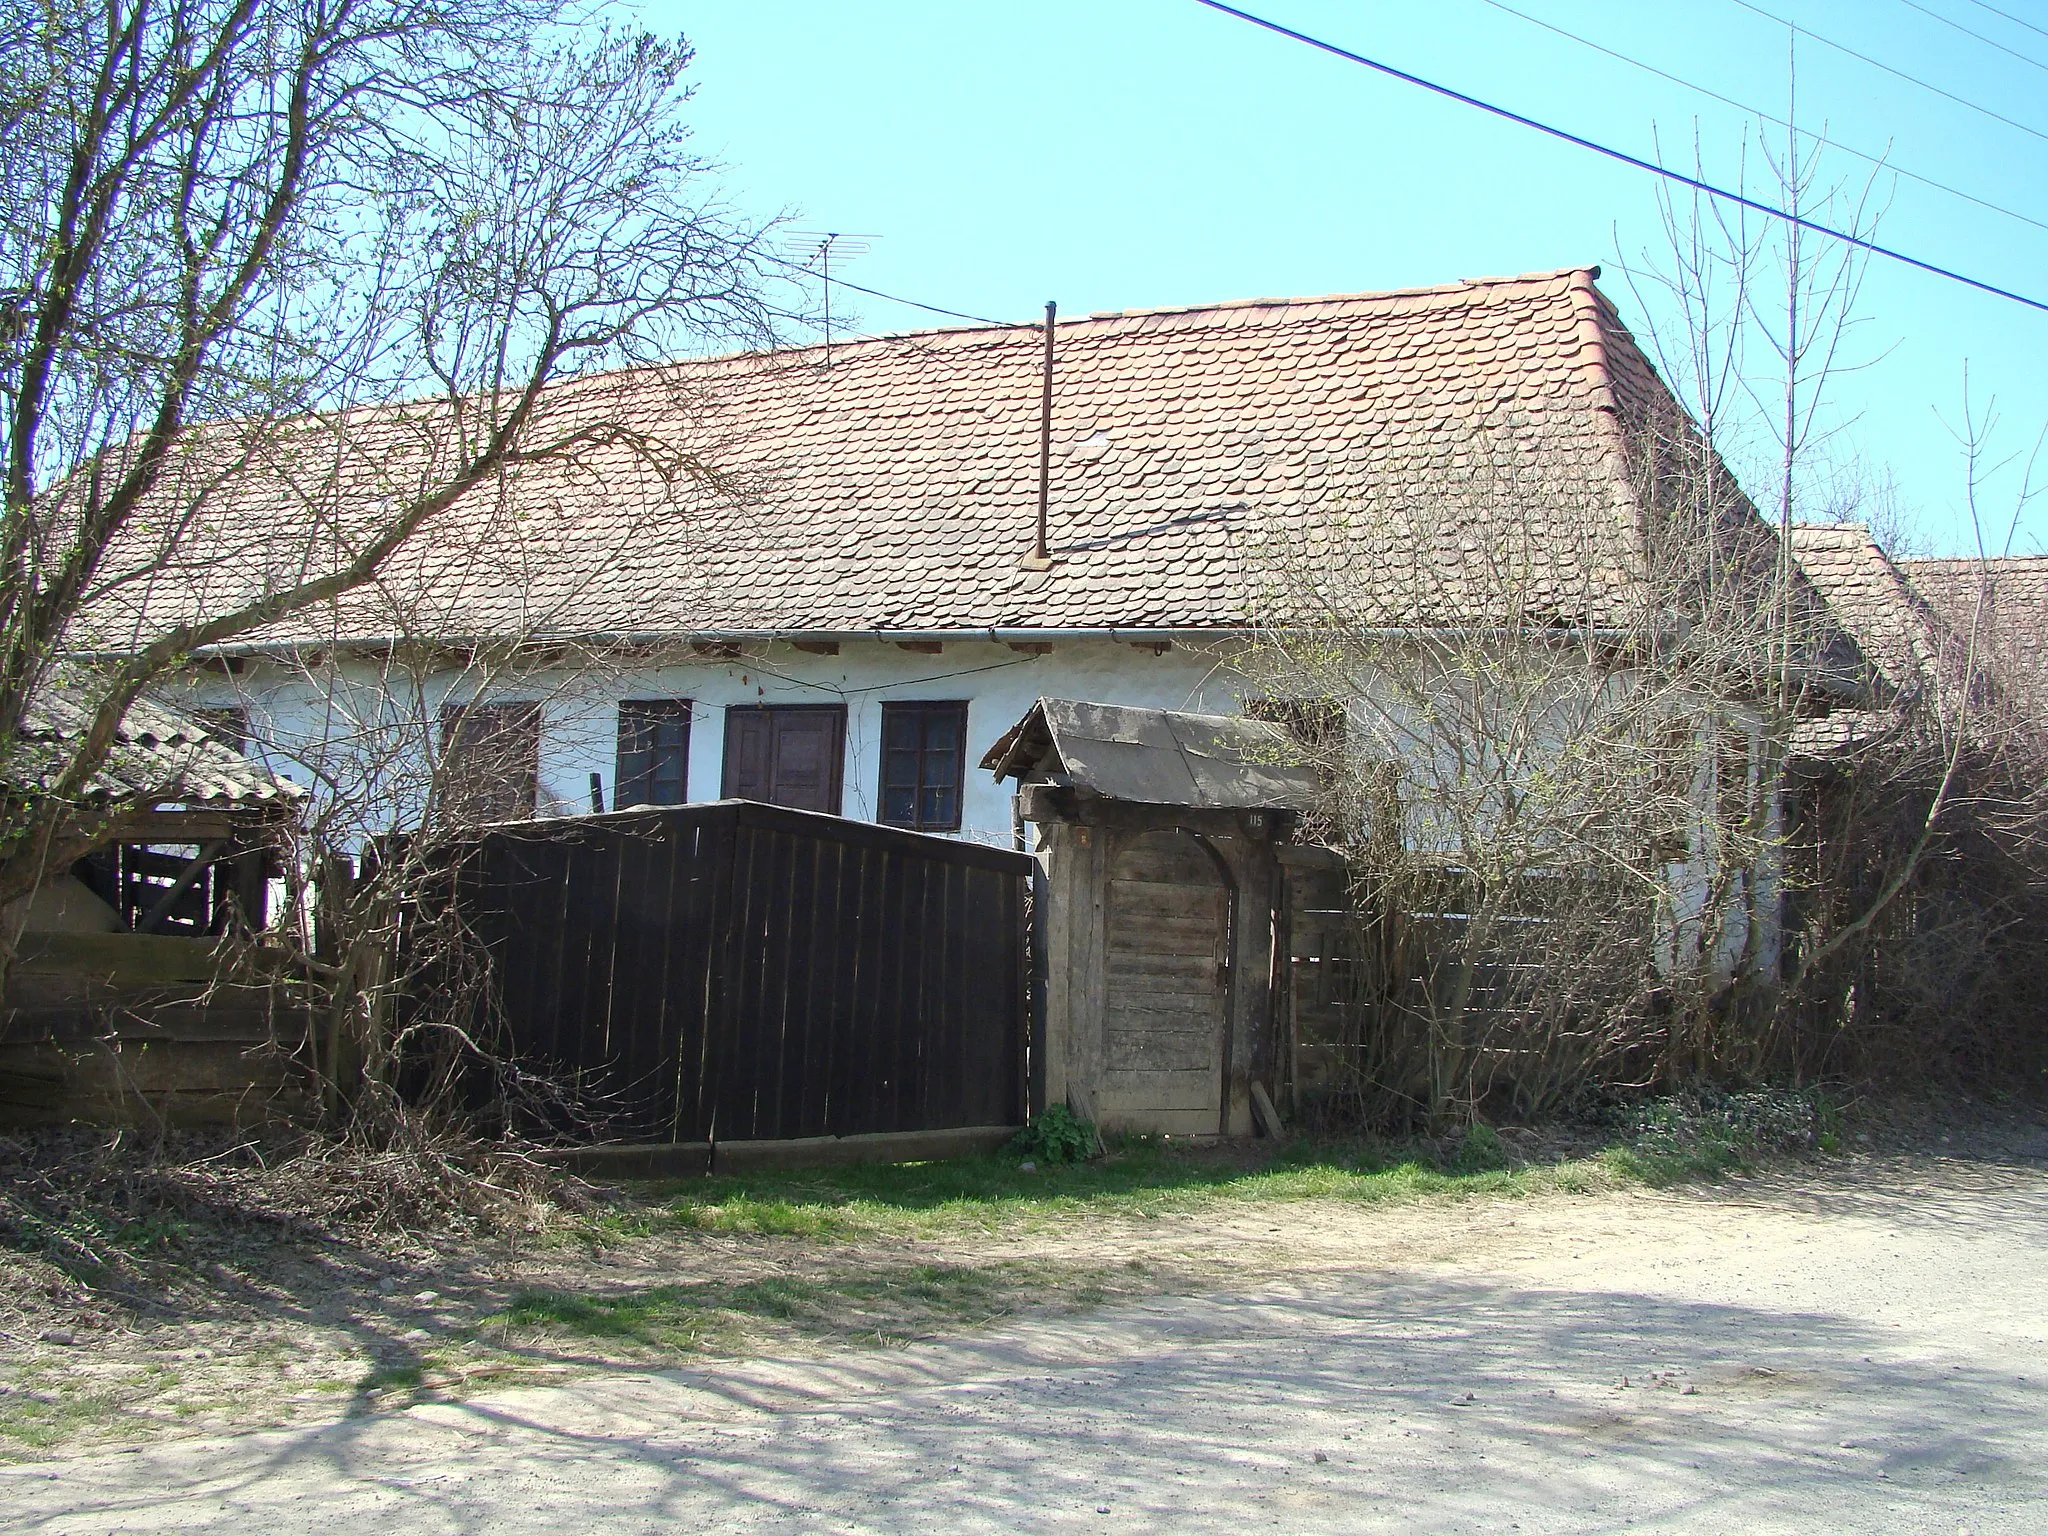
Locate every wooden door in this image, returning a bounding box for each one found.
[1100,830,1230,1135]
[722,705,846,814]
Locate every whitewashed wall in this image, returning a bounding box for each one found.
[169,635,1783,982]
[175,638,1238,846]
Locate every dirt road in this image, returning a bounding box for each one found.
[5,1150,2045,1533]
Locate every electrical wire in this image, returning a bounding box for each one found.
[1724,0,2048,147]
[766,252,1013,329]
[1960,0,2048,46]
[1189,0,2048,314]
[1893,0,2048,75]
[1472,0,2048,237]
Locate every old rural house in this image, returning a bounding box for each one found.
[110,268,1854,863]
[33,264,1901,1139]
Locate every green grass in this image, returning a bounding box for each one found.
[598,1132,1630,1248]
[591,1095,1831,1250]
[496,1262,1039,1355]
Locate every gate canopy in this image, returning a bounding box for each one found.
[982,698,1319,811]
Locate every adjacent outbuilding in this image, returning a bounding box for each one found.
[984,698,1323,1138]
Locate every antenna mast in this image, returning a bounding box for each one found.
[782,231,876,365]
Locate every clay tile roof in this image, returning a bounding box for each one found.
[1788,524,1943,697]
[15,691,302,808]
[1902,554,2048,715]
[88,267,1827,650]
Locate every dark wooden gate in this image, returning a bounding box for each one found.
[447,800,1032,1144]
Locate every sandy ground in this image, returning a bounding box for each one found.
[4,1140,2046,1534]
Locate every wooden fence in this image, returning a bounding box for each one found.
[445,800,1034,1144]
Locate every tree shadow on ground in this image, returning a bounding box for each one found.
[10,1268,2041,1534]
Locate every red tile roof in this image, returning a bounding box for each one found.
[1904,555,2048,715]
[91,267,1832,652]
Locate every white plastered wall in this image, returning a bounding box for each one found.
[171,638,1239,846]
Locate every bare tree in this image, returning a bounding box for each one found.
[1237,404,1806,1129]
[0,0,783,988]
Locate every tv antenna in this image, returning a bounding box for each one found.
[782,232,878,365]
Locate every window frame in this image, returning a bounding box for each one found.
[615,698,693,808]
[878,699,970,833]
[439,700,543,824]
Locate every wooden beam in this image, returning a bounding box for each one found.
[790,640,840,656]
[690,641,741,660]
[895,640,944,655]
[1129,640,1172,655]
[1006,641,1054,655]
[134,842,227,933]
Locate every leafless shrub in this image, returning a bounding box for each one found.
[1239,402,1801,1131]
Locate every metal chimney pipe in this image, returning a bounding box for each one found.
[1024,300,1056,569]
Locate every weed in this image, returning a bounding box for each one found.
[1605,1087,1836,1184]
[497,1263,1038,1357]
[1009,1105,1100,1165]
[358,1364,424,1392]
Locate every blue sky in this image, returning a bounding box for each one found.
[635,0,2048,558]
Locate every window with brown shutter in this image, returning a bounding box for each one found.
[879,701,968,832]
[616,700,692,807]
[440,701,542,824]
[721,704,845,814]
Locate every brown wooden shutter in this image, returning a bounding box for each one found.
[441,702,542,824]
[722,705,845,814]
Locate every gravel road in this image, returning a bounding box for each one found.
[6,1148,2046,1534]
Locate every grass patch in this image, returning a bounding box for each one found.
[496,1262,1060,1357]
[357,1363,424,1393]
[0,1380,132,1451]
[599,1092,1840,1248]
[613,1136,1596,1247]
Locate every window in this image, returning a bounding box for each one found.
[880,701,968,832]
[192,706,249,755]
[1247,697,1346,759]
[722,704,845,814]
[615,700,692,808]
[440,701,542,824]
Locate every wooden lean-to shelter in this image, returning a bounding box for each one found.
[1,693,306,1127]
[985,698,1321,1139]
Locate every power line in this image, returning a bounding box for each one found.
[1960,0,2048,47]
[1474,0,2048,237]
[826,273,1012,329]
[1189,0,2048,314]
[766,253,1013,329]
[1725,0,2048,147]
[1893,0,2048,74]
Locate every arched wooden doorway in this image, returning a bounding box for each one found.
[1100,828,1234,1135]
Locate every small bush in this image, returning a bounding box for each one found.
[1450,1123,1508,1172]
[1612,1086,1834,1180]
[1008,1105,1099,1165]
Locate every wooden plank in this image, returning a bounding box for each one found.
[790,831,839,1146]
[832,838,883,1136]
[672,811,732,1143]
[870,847,909,1136]
[604,822,660,1136]
[759,827,804,1140]
[710,821,765,1141]
[1105,1034,1213,1072]
[1110,842,1226,885]
[638,822,684,1139]
[13,933,225,985]
[927,857,967,1130]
